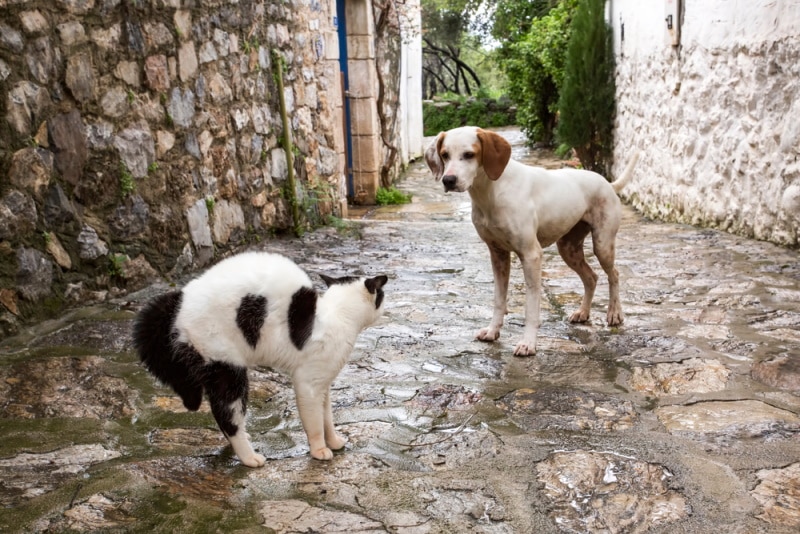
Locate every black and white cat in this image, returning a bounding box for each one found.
[133,251,388,467]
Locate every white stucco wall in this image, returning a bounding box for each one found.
[399,0,424,163]
[610,0,800,246]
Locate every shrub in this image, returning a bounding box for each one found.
[376,187,412,205]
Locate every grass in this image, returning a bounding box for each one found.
[376,187,412,206]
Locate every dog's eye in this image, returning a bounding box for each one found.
[463,152,475,160]
[441,151,450,161]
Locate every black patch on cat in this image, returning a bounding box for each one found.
[203,362,249,437]
[319,274,359,287]
[236,294,267,348]
[365,275,388,310]
[288,286,317,350]
[133,291,205,411]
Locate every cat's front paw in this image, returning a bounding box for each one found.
[239,452,266,468]
[310,447,334,461]
[326,433,347,451]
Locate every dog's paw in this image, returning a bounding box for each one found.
[607,310,624,326]
[476,327,500,342]
[239,452,267,468]
[513,340,536,357]
[568,309,591,323]
[326,433,347,451]
[310,447,334,461]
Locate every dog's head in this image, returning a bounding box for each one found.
[424,126,512,192]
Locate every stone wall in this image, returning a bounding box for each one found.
[609,0,800,247]
[0,0,349,336]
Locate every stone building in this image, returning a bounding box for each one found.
[609,0,800,247]
[0,0,423,336]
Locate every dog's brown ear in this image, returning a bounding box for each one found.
[477,129,511,181]
[424,132,446,181]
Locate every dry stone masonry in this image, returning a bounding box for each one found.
[0,0,354,336]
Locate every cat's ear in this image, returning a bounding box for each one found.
[365,275,388,294]
[319,274,337,287]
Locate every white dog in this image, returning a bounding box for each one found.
[425,126,640,356]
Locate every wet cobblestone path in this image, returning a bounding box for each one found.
[1,128,799,533]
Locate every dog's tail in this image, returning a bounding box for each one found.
[611,151,641,194]
[133,291,205,411]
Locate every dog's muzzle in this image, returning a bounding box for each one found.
[442,175,458,192]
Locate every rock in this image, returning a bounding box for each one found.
[0,288,19,315]
[751,462,800,528]
[45,232,72,270]
[178,40,198,82]
[656,400,800,440]
[0,190,37,240]
[15,247,53,302]
[56,21,87,46]
[120,254,159,286]
[0,21,24,53]
[168,87,195,128]
[259,500,385,533]
[211,199,245,244]
[65,52,95,102]
[752,353,800,392]
[186,199,212,249]
[537,450,689,533]
[496,387,637,432]
[108,195,150,239]
[77,225,109,260]
[6,81,52,136]
[43,182,78,227]
[48,109,88,186]
[144,54,169,92]
[19,10,49,34]
[8,146,53,199]
[113,126,155,179]
[630,358,731,396]
[26,36,56,84]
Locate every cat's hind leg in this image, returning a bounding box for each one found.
[324,388,346,452]
[204,362,266,468]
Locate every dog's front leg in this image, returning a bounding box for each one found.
[515,245,543,356]
[476,245,510,343]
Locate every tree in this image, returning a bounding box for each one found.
[501,0,575,144]
[421,0,481,97]
[557,0,615,175]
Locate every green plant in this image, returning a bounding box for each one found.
[108,253,127,278]
[127,89,135,104]
[376,187,412,206]
[148,162,159,173]
[500,0,577,145]
[205,196,215,216]
[557,0,615,175]
[119,163,135,197]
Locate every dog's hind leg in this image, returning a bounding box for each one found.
[592,226,623,326]
[476,244,510,343]
[557,222,598,323]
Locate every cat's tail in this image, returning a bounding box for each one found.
[133,291,205,411]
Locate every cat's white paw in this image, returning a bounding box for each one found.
[239,452,266,468]
[310,447,334,460]
[326,434,347,451]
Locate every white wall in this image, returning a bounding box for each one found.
[399,0,424,163]
[610,0,800,246]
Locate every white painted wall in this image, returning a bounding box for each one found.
[610,0,800,246]
[399,0,424,163]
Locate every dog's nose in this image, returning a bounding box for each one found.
[442,175,457,191]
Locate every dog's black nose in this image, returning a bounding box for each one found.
[442,175,457,191]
